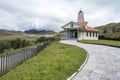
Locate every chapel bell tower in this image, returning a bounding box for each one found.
[77,10,85,22]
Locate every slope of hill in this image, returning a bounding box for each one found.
[95,22,120,40]
[24,29,55,34]
[96,22,120,34]
[0,29,57,41]
[0,29,24,36]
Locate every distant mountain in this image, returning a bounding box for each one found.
[0,29,24,36]
[95,22,120,40]
[24,29,55,34]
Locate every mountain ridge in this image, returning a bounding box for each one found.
[95,22,120,40]
[0,29,24,36]
[0,29,56,36]
[95,22,120,34]
[24,29,55,34]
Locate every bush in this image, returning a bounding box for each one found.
[0,38,31,53]
[0,40,11,52]
[35,37,55,44]
[99,35,105,39]
[99,33,120,41]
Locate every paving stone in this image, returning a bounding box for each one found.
[60,40,120,80]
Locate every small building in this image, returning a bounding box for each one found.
[60,10,99,40]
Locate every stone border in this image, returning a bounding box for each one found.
[79,41,120,48]
[67,48,89,80]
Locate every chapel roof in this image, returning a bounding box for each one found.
[85,26,99,32]
[76,22,99,32]
[61,10,99,32]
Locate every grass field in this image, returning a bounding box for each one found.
[0,34,57,41]
[79,40,120,48]
[0,41,87,80]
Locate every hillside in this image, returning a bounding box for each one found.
[0,29,24,36]
[96,22,120,34]
[95,22,120,40]
[0,29,57,41]
[24,29,55,34]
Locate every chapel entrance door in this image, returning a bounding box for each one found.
[69,30,78,39]
[74,31,78,38]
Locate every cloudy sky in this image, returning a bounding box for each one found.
[0,0,120,32]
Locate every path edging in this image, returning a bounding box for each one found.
[60,41,89,80]
[79,41,120,48]
[67,48,89,80]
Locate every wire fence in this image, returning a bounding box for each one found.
[0,41,50,76]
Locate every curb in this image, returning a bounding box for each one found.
[79,41,120,48]
[60,41,89,80]
[67,48,89,80]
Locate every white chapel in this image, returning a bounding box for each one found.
[60,10,99,40]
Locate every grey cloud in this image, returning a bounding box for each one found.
[0,0,119,31]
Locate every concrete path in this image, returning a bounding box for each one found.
[60,40,120,80]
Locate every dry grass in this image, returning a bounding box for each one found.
[0,34,58,41]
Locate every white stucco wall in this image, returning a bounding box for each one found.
[61,30,99,40]
[78,32,83,40]
[80,32,99,40]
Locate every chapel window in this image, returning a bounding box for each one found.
[86,32,88,36]
[71,23,74,27]
[96,32,97,37]
[90,32,91,37]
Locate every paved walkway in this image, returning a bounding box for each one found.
[60,40,120,80]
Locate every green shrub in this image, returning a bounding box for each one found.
[35,37,55,44]
[0,38,31,54]
[99,33,120,41]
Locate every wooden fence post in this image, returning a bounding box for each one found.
[0,41,51,77]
